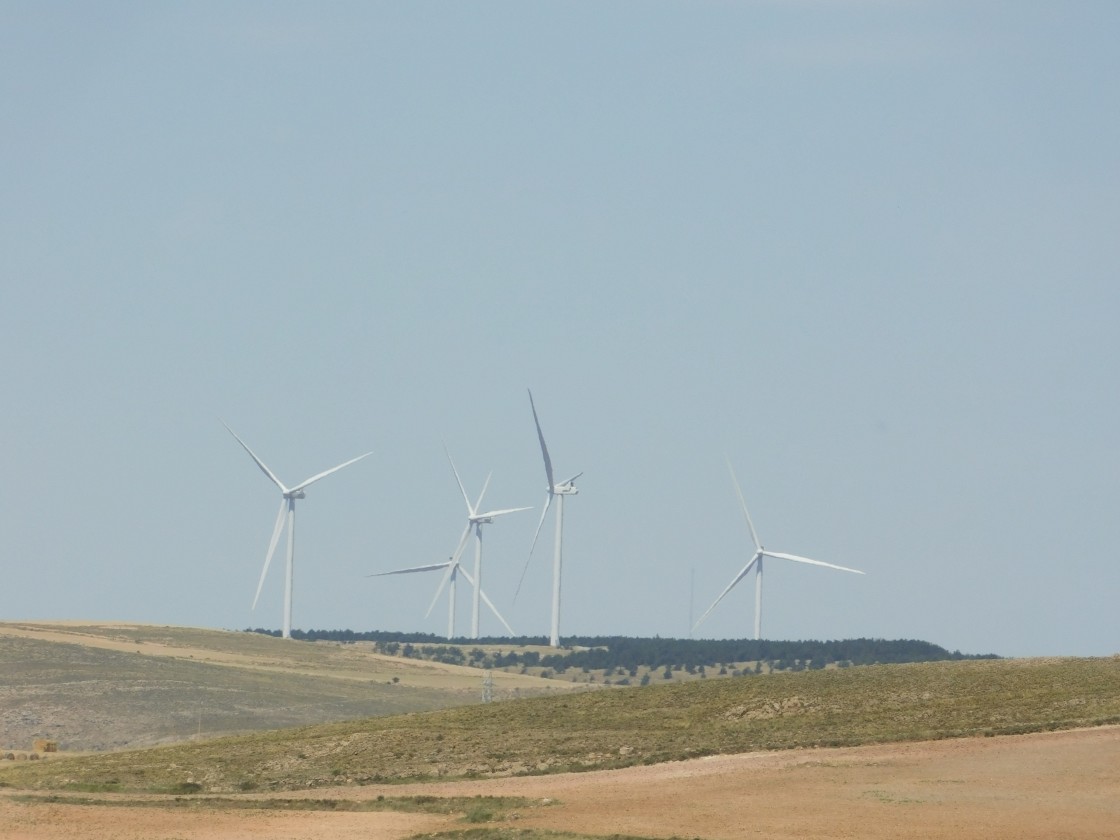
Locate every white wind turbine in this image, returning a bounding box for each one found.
[378,448,528,639]
[515,389,582,647]
[223,422,371,639]
[367,552,514,640]
[448,449,530,638]
[693,461,864,640]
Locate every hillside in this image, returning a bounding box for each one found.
[3,654,1117,794]
[0,622,574,751]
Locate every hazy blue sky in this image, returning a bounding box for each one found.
[2,2,1117,657]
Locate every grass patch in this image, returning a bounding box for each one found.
[409,832,672,840]
[60,780,122,793]
[12,793,542,818]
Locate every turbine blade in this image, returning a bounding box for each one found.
[692,552,760,631]
[445,446,475,514]
[421,523,472,618]
[425,560,458,618]
[459,566,516,635]
[253,499,287,609]
[448,522,473,568]
[763,550,865,575]
[223,421,288,493]
[528,389,555,490]
[727,460,761,550]
[474,471,493,513]
[515,492,553,600]
[290,451,373,493]
[480,587,515,635]
[560,471,583,487]
[476,505,531,519]
[367,561,452,577]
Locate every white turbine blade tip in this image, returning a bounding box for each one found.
[528,389,555,488]
[224,422,288,492]
[292,451,373,492]
[253,499,287,608]
[479,506,532,519]
[444,448,474,512]
[480,587,516,636]
[764,550,865,574]
[726,461,761,550]
[368,562,451,577]
[693,554,760,629]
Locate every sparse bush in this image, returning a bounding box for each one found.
[464,803,494,822]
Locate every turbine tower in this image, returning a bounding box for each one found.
[516,389,582,647]
[223,421,371,639]
[693,461,864,640]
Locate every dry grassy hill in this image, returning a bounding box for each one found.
[0,622,576,752]
[2,644,1117,795]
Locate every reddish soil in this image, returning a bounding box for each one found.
[3,726,1117,839]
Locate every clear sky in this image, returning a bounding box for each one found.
[2,2,1117,658]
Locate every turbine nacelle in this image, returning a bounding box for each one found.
[284,489,307,500]
[470,506,531,526]
[552,471,582,496]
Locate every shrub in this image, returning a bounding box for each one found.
[464,803,494,823]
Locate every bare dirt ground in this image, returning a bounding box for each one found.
[3,725,1116,840]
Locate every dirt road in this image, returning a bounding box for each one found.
[3,726,1116,839]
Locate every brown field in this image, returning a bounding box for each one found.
[3,725,1116,839]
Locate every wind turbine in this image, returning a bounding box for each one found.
[223,421,371,639]
[368,554,514,640]
[516,389,582,647]
[693,461,864,640]
[384,448,528,639]
[450,449,530,638]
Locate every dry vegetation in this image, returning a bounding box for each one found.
[1,624,1118,840]
[2,653,1117,794]
[0,622,575,752]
